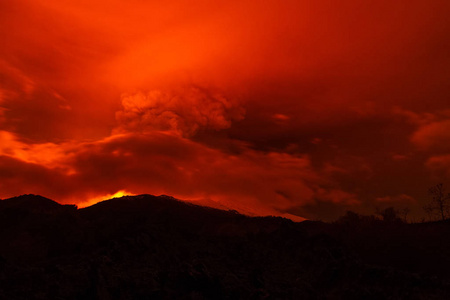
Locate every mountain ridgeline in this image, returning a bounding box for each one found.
[1,194,450,299]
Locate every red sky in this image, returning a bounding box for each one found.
[1,0,450,220]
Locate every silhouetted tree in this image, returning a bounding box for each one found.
[337,211,361,224]
[376,207,401,222]
[400,207,410,223]
[424,183,450,221]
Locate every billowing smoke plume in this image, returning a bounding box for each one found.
[115,86,245,137]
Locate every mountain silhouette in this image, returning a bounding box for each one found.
[0,194,75,213]
[1,194,450,299]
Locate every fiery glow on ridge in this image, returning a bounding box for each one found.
[78,190,134,208]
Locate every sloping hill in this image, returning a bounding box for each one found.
[0,194,72,213]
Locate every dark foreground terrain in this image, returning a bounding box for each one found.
[1,194,450,299]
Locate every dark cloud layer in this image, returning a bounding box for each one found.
[1,0,450,220]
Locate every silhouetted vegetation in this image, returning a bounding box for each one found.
[424,183,450,221]
[336,206,404,226]
[1,194,450,299]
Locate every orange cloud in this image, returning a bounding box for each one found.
[425,155,450,178]
[0,131,322,219]
[0,131,70,169]
[1,125,370,220]
[412,120,450,152]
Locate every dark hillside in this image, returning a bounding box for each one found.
[303,216,450,280]
[0,194,449,299]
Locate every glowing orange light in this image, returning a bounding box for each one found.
[78,190,134,208]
